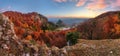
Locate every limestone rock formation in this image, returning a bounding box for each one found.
[0,14,22,56]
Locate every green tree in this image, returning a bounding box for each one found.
[66,31,80,45]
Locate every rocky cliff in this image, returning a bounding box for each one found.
[0,14,23,55]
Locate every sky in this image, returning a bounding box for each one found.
[0,0,120,18]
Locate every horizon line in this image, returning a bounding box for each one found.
[46,16,94,19]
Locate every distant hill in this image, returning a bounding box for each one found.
[77,11,120,39]
[48,18,88,26]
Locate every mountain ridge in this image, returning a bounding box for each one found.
[77,11,120,39]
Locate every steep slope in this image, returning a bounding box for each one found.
[3,11,47,38]
[77,11,120,39]
[0,14,68,56]
[0,14,23,55]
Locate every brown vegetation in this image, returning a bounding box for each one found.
[77,11,120,39]
[3,11,76,48]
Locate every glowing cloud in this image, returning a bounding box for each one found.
[54,0,67,3]
[52,0,120,18]
[76,0,87,7]
[53,0,120,10]
[114,0,120,7]
[111,0,120,8]
[86,0,108,10]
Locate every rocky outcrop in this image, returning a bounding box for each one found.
[0,14,22,55]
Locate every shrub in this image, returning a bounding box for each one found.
[66,31,80,45]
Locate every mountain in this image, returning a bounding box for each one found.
[0,11,80,55]
[0,13,68,55]
[1,11,120,55]
[3,11,71,48]
[77,11,120,39]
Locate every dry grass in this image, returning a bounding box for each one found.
[66,39,120,56]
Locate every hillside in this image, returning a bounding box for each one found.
[77,11,120,39]
[61,11,120,56]
[3,11,76,48]
[0,14,69,55]
[1,11,120,56]
[63,39,120,56]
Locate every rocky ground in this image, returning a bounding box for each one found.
[65,39,120,56]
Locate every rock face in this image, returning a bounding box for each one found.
[0,14,22,55]
[77,11,120,39]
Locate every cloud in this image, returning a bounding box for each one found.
[0,6,11,12]
[75,0,120,10]
[76,0,87,7]
[53,0,120,10]
[86,0,108,10]
[110,0,120,9]
[84,0,120,10]
[112,0,120,7]
[54,0,67,3]
[54,0,87,7]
